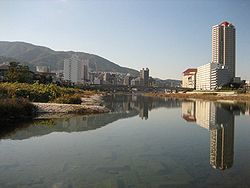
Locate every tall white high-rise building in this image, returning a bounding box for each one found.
[212,21,236,79]
[64,55,89,83]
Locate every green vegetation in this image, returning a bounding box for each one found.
[5,62,33,83]
[0,82,95,103]
[0,98,36,121]
[0,82,100,120]
[53,94,83,104]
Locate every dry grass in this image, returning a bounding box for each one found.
[145,92,250,102]
[0,98,36,121]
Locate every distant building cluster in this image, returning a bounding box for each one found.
[0,62,62,84]
[0,55,158,88]
[62,55,154,87]
[182,21,242,90]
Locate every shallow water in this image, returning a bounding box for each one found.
[0,94,250,188]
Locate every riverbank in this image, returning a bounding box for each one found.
[0,98,36,122]
[145,92,250,102]
[0,94,110,122]
[0,82,110,121]
[33,94,109,115]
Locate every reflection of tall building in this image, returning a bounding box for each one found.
[139,101,149,120]
[195,100,216,130]
[181,101,235,170]
[104,95,181,122]
[182,100,216,129]
[210,105,234,170]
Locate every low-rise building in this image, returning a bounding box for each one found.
[123,74,133,86]
[36,66,50,73]
[196,63,231,90]
[103,72,117,85]
[182,68,197,89]
[131,77,141,86]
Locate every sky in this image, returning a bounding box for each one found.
[0,0,249,80]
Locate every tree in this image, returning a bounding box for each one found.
[5,62,33,83]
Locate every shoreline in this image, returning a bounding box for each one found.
[0,94,110,122]
[33,102,110,115]
[33,94,110,115]
[145,92,250,103]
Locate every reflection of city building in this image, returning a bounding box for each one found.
[195,100,216,130]
[210,122,234,170]
[210,105,235,170]
[139,100,149,120]
[104,95,181,121]
[181,101,196,122]
[181,100,235,170]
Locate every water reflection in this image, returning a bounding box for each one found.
[182,100,249,170]
[1,95,250,187]
[0,95,181,140]
[104,94,181,120]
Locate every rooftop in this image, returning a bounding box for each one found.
[220,21,230,26]
[183,68,197,75]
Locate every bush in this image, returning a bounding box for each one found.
[52,94,83,104]
[0,82,93,103]
[0,98,36,120]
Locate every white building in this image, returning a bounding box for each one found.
[63,55,89,83]
[212,21,236,79]
[182,68,197,89]
[36,66,50,73]
[196,63,231,90]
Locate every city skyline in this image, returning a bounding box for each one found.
[0,0,249,80]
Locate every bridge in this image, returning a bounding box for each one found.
[78,84,186,93]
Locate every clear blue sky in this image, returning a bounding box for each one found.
[0,0,249,80]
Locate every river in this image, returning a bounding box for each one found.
[0,94,250,188]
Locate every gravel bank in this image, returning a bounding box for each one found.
[33,94,110,114]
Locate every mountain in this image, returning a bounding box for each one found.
[0,56,19,64]
[0,41,139,76]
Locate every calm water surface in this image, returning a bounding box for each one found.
[0,95,250,188]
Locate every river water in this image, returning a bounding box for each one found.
[0,94,250,188]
